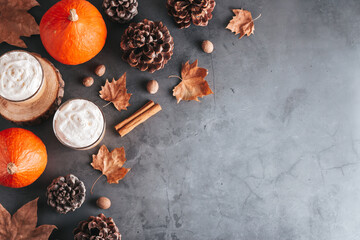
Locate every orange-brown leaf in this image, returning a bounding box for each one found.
[172,60,213,103]
[0,0,40,48]
[0,198,57,240]
[91,145,131,184]
[99,73,132,112]
[226,9,255,39]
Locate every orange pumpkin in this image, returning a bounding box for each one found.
[0,128,47,188]
[40,0,107,65]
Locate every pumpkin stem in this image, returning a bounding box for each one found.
[7,163,18,175]
[68,9,79,22]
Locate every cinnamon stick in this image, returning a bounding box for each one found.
[115,100,162,137]
[115,100,155,131]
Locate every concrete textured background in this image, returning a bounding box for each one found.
[1,0,360,239]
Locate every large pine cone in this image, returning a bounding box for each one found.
[103,0,138,23]
[46,174,86,214]
[74,213,121,240]
[166,0,216,29]
[120,19,174,73]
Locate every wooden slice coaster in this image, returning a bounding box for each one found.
[0,53,65,125]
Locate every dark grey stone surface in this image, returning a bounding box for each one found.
[1,0,360,239]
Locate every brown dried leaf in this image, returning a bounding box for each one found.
[172,60,213,103]
[91,145,131,184]
[226,9,255,39]
[0,203,12,239]
[0,198,56,240]
[99,73,132,112]
[0,0,40,48]
[11,198,38,236]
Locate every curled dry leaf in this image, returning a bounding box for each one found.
[99,73,132,112]
[226,9,255,39]
[0,198,56,240]
[171,60,213,103]
[0,0,40,48]
[90,145,131,194]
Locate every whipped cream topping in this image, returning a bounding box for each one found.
[0,51,43,101]
[53,99,105,148]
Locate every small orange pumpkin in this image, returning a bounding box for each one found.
[40,0,107,65]
[0,128,47,188]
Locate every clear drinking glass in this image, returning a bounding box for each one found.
[53,99,106,150]
[0,50,44,103]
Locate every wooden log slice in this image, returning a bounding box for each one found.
[0,53,65,125]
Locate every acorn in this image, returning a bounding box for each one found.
[202,40,214,53]
[83,77,94,87]
[95,64,106,77]
[147,80,159,94]
[96,197,111,209]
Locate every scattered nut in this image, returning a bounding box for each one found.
[147,80,159,94]
[95,64,106,77]
[202,40,214,54]
[82,77,94,87]
[96,197,111,209]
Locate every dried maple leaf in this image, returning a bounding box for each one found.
[99,73,132,112]
[226,9,258,39]
[171,60,213,103]
[0,0,40,48]
[90,145,131,194]
[0,198,56,240]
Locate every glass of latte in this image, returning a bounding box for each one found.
[0,50,44,102]
[53,99,106,150]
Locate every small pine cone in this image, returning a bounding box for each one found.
[103,0,138,23]
[46,174,86,214]
[74,213,121,240]
[120,19,174,73]
[166,0,216,29]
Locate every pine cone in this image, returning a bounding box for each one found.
[46,174,86,214]
[74,213,121,240]
[103,0,138,23]
[166,0,216,29]
[120,19,174,73]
